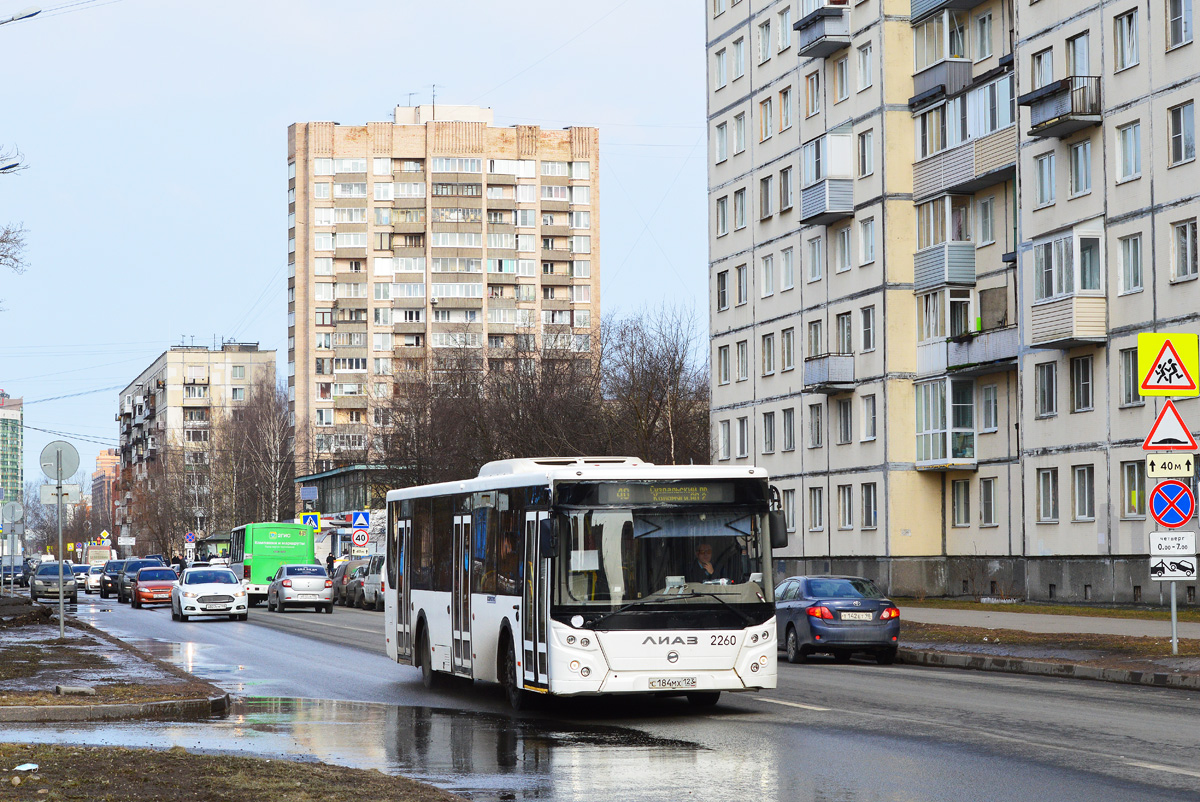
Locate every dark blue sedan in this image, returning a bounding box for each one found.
[774,575,900,664]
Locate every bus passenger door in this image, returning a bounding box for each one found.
[452,514,472,675]
[396,519,411,662]
[523,511,549,687]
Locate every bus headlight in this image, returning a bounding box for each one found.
[570,660,581,672]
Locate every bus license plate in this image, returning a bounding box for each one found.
[649,677,696,690]
[841,612,873,621]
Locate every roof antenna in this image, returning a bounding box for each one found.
[432,83,436,120]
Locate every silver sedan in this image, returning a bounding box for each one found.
[266,564,333,614]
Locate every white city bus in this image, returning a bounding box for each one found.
[384,457,787,709]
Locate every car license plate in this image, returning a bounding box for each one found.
[648,677,696,690]
[203,604,230,611]
[841,612,874,621]
[298,593,318,599]
[154,593,168,598]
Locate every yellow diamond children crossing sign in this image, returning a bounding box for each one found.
[1139,333,1199,396]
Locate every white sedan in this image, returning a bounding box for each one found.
[171,566,248,621]
[85,565,104,594]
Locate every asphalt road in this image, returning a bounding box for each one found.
[36,589,1200,801]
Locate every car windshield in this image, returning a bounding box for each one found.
[137,569,178,582]
[90,566,103,574]
[286,565,326,576]
[806,578,884,599]
[184,570,239,585]
[35,564,71,576]
[553,507,772,608]
[105,561,125,573]
[125,560,159,573]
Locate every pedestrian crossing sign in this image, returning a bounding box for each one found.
[1139,333,1199,396]
[301,512,320,531]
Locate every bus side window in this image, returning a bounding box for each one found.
[411,500,434,591]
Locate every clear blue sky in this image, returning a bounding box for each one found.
[0,0,708,488]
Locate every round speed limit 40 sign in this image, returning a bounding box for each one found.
[351,529,369,547]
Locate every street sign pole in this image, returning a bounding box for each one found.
[55,450,64,640]
[1171,580,1179,655]
[40,441,79,641]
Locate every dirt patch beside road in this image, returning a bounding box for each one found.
[0,744,464,802]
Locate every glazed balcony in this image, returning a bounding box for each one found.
[912,126,1017,201]
[802,353,854,393]
[1030,295,1107,349]
[795,5,850,58]
[1019,76,1102,139]
[911,0,979,25]
[914,242,976,292]
[799,178,853,225]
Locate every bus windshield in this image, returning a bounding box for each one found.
[553,507,773,610]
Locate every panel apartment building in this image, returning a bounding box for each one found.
[288,106,600,476]
[114,344,276,552]
[0,392,21,506]
[706,0,1199,603]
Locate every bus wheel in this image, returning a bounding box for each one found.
[418,630,440,690]
[502,640,525,711]
[687,692,721,707]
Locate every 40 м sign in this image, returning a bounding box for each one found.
[1149,480,1195,529]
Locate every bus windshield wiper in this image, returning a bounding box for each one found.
[587,590,753,629]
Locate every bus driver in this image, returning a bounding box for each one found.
[685,543,726,584]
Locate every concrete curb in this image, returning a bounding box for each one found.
[899,647,1200,690]
[0,693,231,722]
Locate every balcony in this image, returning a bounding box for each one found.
[802,353,854,393]
[795,5,850,58]
[1019,76,1102,139]
[912,126,1017,201]
[915,378,977,471]
[911,0,979,24]
[1030,295,1107,349]
[799,178,853,225]
[947,326,1019,374]
[914,242,975,292]
[913,59,972,98]
[916,341,948,377]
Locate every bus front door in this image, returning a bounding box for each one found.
[396,519,411,662]
[522,511,549,687]
[452,514,471,675]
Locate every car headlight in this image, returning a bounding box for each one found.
[182,591,198,598]
[232,590,246,597]
[33,580,44,587]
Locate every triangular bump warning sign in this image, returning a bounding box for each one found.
[1144,400,1199,450]
[1141,340,1198,392]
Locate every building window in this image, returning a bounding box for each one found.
[1120,234,1142,293]
[858,130,874,177]
[805,71,820,117]
[782,248,795,289]
[717,345,730,384]
[1118,122,1141,180]
[780,167,794,210]
[782,328,795,371]
[975,12,993,60]
[733,37,745,79]
[1037,468,1059,522]
[1122,460,1146,517]
[1071,356,1093,412]
[736,340,749,381]
[762,333,775,375]
[977,197,994,245]
[763,412,776,454]
[1171,102,1196,165]
[808,320,823,355]
[836,399,852,445]
[980,477,996,525]
[778,7,792,50]
[734,113,746,153]
[952,480,970,527]
[834,227,851,272]
[862,483,878,528]
[716,196,729,236]
[860,217,875,264]
[736,417,749,458]
[717,270,729,310]
[783,488,796,531]
[782,408,795,451]
[809,404,824,448]
[1035,152,1055,206]
[836,312,853,354]
[809,487,825,531]
[1070,140,1091,196]
[736,264,748,303]
[1036,362,1057,417]
[1174,219,1198,279]
[1031,48,1054,89]
[857,43,872,90]
[719,420,731,460]
[715,48,727,88]
[1115,10,1139,70]
[861,306,875,351]
[715,122,728,163]
[1073,465,1095,521]
[780,87,793,131]
[734,188,747,229]
[837,485,853,529]
[759,19,772,63]
[760,97,774,141]
[1120,347,1143,406]
[862,394,877,440]
[980,384,998,432]
[807,237,822,281]
[759,176,774,218]
[1168,0,1193,48]
[834,57,849,103]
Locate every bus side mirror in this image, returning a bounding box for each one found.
[769,511,788,550]
[539,518,557,557]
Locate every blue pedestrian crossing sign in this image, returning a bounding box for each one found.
[301,512,320,531]
[1150,480,1195,529]
[352,511,370,530]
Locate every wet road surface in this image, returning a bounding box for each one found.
[4,590,1196,801]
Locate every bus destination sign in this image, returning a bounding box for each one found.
[598,483,735,505]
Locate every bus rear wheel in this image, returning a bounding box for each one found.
[418,630,440,690]
[687,691,721,707]
[502,639,525,711]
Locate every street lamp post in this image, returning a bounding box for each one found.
[0,6,40,26]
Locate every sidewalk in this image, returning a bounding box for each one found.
[897,604,1200,689]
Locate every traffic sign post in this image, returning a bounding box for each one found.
[1149,480,1195,529]
[40,440,79,641]
[1150,532,1197,655]
[1139,333,1200,396]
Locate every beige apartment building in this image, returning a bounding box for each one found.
[114,344,276,552]
[707,0,1199,603]
[288,106,600,476]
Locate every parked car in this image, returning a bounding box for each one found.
[267,564,333,613]
[171,566,248,621]
[117,558,166,603]
[130,566,180,608]
[99,560,126,599]
[360,554,386,610]
[85,565,104,594]
[331,559,367,606]
[30,562,77,604]
[774,575,900,665]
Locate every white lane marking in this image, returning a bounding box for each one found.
[752,697,830,712]
[1121,760,1200,779]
